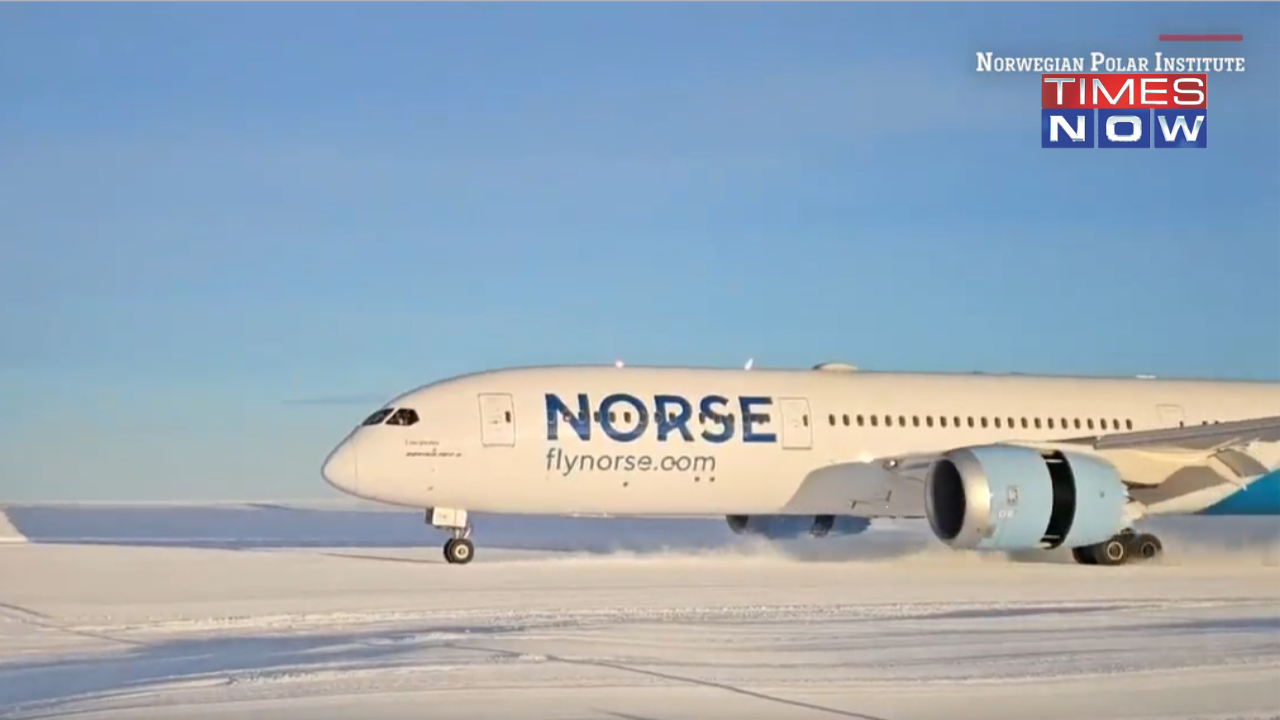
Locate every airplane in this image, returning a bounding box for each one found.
[320,362,1280,566]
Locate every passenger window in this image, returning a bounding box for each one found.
[967,417,975,428]
[1047,418,1054,429]
[912,415,920,427]
[940,416,948,428]
[842,414,850,426]
[980,417,988,428]
[802,415,809,427]
[1073,418,1080,429]
[828,414,836,426]
[870,415,878,427]
[926,416,934,427]
[856,414,865,426]
[994,417,1002,429]
[1126,419,1133,430]
[898,415,906,427]
[386,408,420,426]
[1021,418,1028,429]
[885,415,894,427]
[504,411,512,423]
[361,408,394,426]
[1034,418,1042,429]
[1086,419,1094,430]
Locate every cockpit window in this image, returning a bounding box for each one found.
[386,408,420,426]
[361,408,394,426]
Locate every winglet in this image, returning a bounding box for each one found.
[0,508,27,545]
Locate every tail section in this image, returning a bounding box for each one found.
[0,507,28,544]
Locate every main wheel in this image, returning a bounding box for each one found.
[444,538,475,565]
[1131,533,1163,561]
[1071,546,1098,565]
[1096,537,1129,566]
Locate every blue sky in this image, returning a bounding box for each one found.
[1,3,1276,501]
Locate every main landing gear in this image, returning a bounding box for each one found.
[1070,529,1164,566]
[427,508,475,565]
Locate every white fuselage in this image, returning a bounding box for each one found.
[321,365,1280,517]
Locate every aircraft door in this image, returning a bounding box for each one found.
[778,397,813,450]
[478,393,516,447]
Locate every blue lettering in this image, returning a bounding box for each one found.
[545,393,590,441]
[543,392,777,444]
[599,393,648,443]
[654,394,694,441]
[739,396,776,443]
[699,395,733,443]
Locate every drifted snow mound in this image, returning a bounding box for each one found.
[0,508,27,544]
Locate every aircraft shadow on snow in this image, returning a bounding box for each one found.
[0,505,1275,563]
[0,504,931,561]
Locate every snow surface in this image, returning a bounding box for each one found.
[0,505,1277,720]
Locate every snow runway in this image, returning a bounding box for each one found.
[0,508,1277,720]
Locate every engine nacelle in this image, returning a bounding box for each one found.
[725,514,871,539]
[925,445,1129,551]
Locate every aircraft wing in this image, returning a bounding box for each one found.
[1068,414,1280,452]
[779,414,1280,519]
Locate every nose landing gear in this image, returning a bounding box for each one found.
[427,508,475,565]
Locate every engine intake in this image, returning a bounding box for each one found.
[925,445,1129,551]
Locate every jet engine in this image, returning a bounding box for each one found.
[725,514,872,539]
[925,445,1130,551]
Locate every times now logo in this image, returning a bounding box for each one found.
[1041,73,1207,148]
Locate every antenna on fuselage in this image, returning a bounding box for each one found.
[744,358,754,370]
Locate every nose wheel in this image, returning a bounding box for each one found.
[426,508,476,565]
[443,537,475,565]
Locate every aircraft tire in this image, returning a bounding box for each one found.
[1130,533,1163,562]
[444,538,475,565]
[1095,537,1129,566]
[1071,546,1099,565]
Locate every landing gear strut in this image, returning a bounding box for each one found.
[427,508,475,565]
[1071,529,1163,566]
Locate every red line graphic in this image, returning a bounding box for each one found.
[1158,34,1243,42]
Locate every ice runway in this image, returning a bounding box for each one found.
[0,506,1277,720]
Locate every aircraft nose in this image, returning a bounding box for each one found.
[321,441,360,494]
